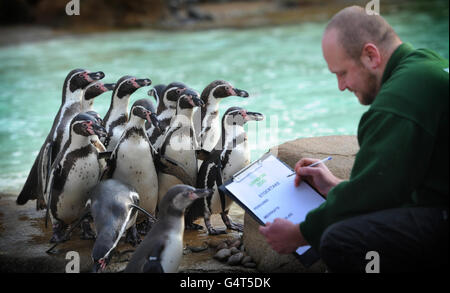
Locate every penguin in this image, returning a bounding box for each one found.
[102,76,152,151]
[145,82,187,147]
[103,98,161,233]
[157,89,204,205]
[188,107,264,234]
[124,185,213,273]
[45,112,107,243]
[147,84,167,110]
[81,82,115,112]
[89,179,156,273]
[196,80,249,153]
[17,69,105,210]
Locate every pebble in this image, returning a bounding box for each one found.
[241,255,252,265]
[230,247,240,255]
[230,239,241,248]
[243,262,257,268]
[216,242,228,251]
[227,252,244,266]
[214,248,231,262]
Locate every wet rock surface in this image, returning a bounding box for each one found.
[0,191,255,273]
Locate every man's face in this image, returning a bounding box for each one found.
[322,29,379,105]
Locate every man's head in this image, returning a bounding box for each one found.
[322,6,402,105]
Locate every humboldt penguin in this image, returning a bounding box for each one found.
[81,82,115,112]
[147,84,166,110]
[146,82,187,147]
[124,185,213,273]
[102,76,152,151]
[188,107,264,234]
[104,98,161,233]
[196,80,249,152]
[89,179,156,273]
[45,112,107,243]
[17,69,105,210]
[157,89,204,205]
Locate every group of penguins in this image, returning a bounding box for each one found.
[16,69,264,273]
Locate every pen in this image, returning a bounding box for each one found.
[287,156,332,177]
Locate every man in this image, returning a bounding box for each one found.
[259,6,448,272]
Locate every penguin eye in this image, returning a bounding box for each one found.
[126,81,131,84]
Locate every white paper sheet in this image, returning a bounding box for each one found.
[225,154,325,255]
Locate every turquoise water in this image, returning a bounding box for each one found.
[0,11,448,193]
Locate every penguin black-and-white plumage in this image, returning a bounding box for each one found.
[89,179,156,273]
[146,82,187,147]
[81,82,115,112]
[124,185,212,273]
[102,76,152,151]
[157,89,204,205]
[17,69,105,210]
[188,107,264,234]
[196,80,249,153]
[104,99,161,225]
[45,112,107,243]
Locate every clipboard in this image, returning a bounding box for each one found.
[218,152,325,268]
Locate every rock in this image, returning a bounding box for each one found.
[214,248,231,262]
[230,239,241,248]
[227,252,244,266]
[216,242,228,251]
[230,247,240,255]
[207,238,223,248]
[243,135,358,273]
[244,262,257,268]
[241,255,253,265]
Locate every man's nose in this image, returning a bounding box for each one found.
[337,76,347,91]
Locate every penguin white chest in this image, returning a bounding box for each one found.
[160,220,184,273]
[113,135,158,213]
[57,153,100,222]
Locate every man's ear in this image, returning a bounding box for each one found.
[360,43,382,70]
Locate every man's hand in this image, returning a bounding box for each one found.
[294,158,342,196]
[258,218,308,254]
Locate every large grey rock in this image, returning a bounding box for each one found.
[243,135,359,272]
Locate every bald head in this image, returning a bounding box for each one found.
[324,6,400,60]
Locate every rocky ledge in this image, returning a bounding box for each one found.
[0,135,357,273]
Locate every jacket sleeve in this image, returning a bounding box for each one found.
[300,108,434,250]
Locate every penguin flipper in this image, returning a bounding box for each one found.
[98,151,112,160]
[130,204,157,223]
[16,155,40,205]
[157,154,195,186]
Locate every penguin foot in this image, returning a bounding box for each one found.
[226,222,244,232]
[220,212,244,232]
[80,218,96,240]
[49,222,68,243]
[185,222,204,231]
[125,226,141,247]
[137,219,153,235]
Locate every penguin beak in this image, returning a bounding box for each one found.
[192,188,214,199]
[87,71,105,82]
[146,111,161,132]
[104,83,115,91]
[92,123,107,138]
[191,96,204,108]
[246,111,264,122]
[135,78,152,88]
[231,88,249,98]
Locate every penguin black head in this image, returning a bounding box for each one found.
[222,107,265,127]
[131,99,161,130]
[177,88,203,110]
[164,82,188,102]
[84,82,115,101]
[66,69,105,93]
[84,110,104,126]
[201,80,249,104]
[71,113,107,138]
[147,84,167,104]
[91,234,114,273]
[160,185,213,217]
[114,75,152,99]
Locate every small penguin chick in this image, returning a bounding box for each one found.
[124,185,213,273]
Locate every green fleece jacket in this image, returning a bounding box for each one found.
[300,43,449,251]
